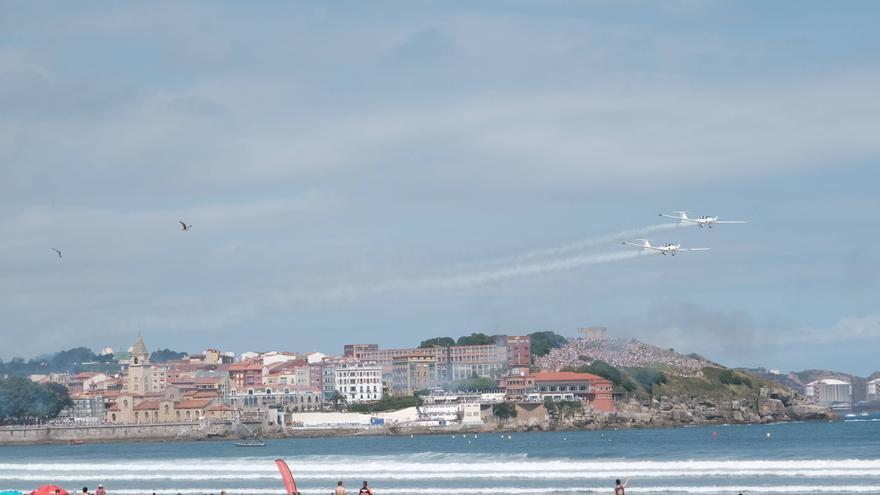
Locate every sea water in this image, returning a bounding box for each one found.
[1,419,879,494]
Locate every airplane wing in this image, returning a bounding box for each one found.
[713,220,748,224]
[679,248,711,251]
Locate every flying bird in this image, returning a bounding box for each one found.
[51,248,62,259]
[179,221,192,231]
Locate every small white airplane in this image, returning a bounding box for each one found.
[659,211,747,228]
[622,239,710,256]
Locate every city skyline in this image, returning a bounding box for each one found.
[2,2,879,375]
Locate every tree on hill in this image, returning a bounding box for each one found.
[456,333,496,346]
[419,337,456,348]
[565,360,637,393]
[95,352,117,363]
[328,391,347,412]
[544,398,583,420]
[348,395,423,413]
[50,347,97,369]
[492,402,517,423]
[528,331,568,357]
[151,348,188,363]
[450,377,498,391]
[0,377,72,423]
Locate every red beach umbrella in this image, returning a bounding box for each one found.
[31,486,69,495]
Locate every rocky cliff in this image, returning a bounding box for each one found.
[546,386,834,430]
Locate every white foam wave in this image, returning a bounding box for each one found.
[3,458,879,474]
[4,487,880,494]
[4,469,880,481]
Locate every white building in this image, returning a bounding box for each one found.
[461,402,483,425]
[420,403,460,422]
[307,352,327,364]
[262,352,299,366]
[805,378,852,405]
[868,378,880,401]
[333,362,383,403]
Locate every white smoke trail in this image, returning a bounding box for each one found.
[412,249,653,290]
[142,225,671,327]
[479,222,692,266]
[283,249,655,305]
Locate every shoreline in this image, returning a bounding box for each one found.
[0,416,836,447]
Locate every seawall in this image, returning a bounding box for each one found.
[0,422,235,445]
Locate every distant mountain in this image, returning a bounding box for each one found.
[740,368,807,394]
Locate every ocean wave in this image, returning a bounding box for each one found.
[4,469,880,481]
[3,458,880,474]
[5,487,880,494]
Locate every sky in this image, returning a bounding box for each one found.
[1,1,879,375]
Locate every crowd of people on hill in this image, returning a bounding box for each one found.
[536,336,711,375]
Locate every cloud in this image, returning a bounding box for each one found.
[781,315,880,345]
[5,71,879,204]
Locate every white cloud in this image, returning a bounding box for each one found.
[5,71,879,200]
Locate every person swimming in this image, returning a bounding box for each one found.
[614,478,629,495]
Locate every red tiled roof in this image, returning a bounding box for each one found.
[190,391,220,398]
[175,399,213,409]
[532,372,610,383]
[193,376,223,384]
[107,404,120,412]
[206,404,234,411]
[228,363,262,371]
[134,400,160,410]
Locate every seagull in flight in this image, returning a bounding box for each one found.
[51,248,62,259]
[179,220,192,231]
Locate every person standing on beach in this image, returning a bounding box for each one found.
[82,487,90,495]
[335,481,347,495]
[614,479,628,495]
[358,481,373,495]
[96,484,106,495]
